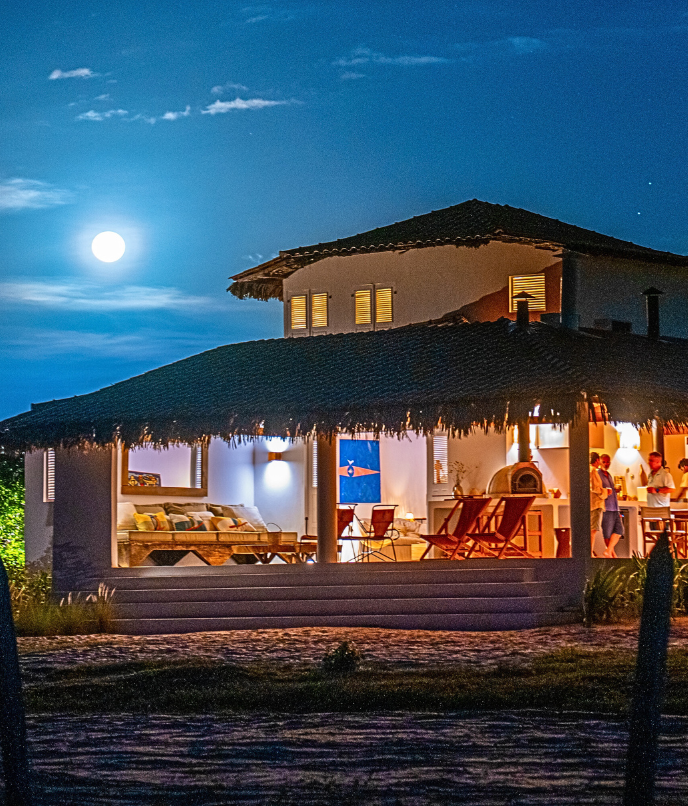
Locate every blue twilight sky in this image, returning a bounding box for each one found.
[1,1,688,419]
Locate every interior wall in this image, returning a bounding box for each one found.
[253,439,307,533]
[379,434,427,519]
[23,450,53,569]
[439,428,508,497]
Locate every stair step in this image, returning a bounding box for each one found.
[111,610,577,635]
[112,580,556,604]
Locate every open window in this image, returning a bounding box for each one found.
[121,443,208,496]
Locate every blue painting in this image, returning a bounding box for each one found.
[339,439,381,504]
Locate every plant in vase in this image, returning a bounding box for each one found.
[449,461,468,498]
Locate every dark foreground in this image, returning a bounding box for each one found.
[11,712,688,805]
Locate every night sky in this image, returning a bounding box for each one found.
[2,1,687,420]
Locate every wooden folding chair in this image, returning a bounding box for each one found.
[641,507,671,557]
[358,504,399,561]
[301,504,354,561]
[464,496,536,559]
[420,498,491,560]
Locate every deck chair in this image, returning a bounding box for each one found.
[464,496,536,559]
[420,497,491,560]
[358,504,399,561]
[300,504,355,562]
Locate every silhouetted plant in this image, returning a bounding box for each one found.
[628,553,688,616]
[321,640,361,675]
[583,565,632,626]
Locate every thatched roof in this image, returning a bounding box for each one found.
[3,318,688,451]
[229,199,688,301]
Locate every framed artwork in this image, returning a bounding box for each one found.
[339,439,381,504]
[127,471,161,487]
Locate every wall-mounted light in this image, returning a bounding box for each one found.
[268,452,283,462]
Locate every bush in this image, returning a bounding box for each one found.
[583,565,632,627]
[0,454,24,573]
[321,640,362,676]
[627,554,688,616]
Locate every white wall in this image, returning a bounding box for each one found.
[24,450,53,569]
[253,439,307,533]
[283,241,558,336]
[428,429,509,500]
[575,253,688,338]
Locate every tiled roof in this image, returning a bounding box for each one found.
[229,199,688,300]
[2,318,688,450]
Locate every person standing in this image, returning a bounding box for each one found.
[646,451,675,508]
[673,458,688,501]
[599,454,624,558]
[590,452,610,557]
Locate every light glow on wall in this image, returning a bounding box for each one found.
[263,459,292,491]
[265,438,290,453]
[615,423,640,450]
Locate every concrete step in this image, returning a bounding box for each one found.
[111,610,577,635]
[112,580,557,605]
[92,565,538,591]
[113,594,569,620]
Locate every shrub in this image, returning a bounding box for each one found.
[627,553,688,616]
[321,640,362,676]
[0,454,24,573]
[583,565,632,627]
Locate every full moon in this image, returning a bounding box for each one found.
[92,231,126,262]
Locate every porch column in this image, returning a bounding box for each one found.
[316,435,338,564]
[53,446,115,593]
[568,403,592,569]
[654,419,665,458]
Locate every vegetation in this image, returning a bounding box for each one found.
[0,453,24,573]
[583,555,688,626]
[11,579,116,637]
[322,640,362,676]
[20,647,688,715]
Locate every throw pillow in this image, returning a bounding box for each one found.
[163,503,189,515]
[117,502,138,530]
[168,514,194,532]
[187,521,208,532]
[135,504,166,514]
[185,511,215,522]
[222,505,268,531]
[134,512,156,531]
[211,516,256,532]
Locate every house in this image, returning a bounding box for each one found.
[4,199,688,633]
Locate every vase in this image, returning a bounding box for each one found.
[452,484,463,499]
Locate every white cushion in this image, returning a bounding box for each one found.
[117,502,138,530]
[224,505,268,531]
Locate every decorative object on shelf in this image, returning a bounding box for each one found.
[551,488,562,499]
[449,461,468,498]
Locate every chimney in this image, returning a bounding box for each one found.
[561,252,580,329]
[513,291,532,329]
[642,287,663,340]
[517,419,531,463]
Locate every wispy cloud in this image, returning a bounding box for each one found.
[0,179,73,212]
[161,105,191,121]
[0,281,213,311]
[333,47,450,67]
[202,97,291,114]
[76,108,128,121]
[455,36,551,61]
[49,67,99,80]
[94,93,111,101]
[241,5,298,24]
[211,82,249,95]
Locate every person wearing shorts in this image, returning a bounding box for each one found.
[590,452,609,557]
[599,454,623,558]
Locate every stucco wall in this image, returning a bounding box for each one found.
[253,439,307,534]
[283,241,559,336]
[574,253,688,338]
[24,450,53,569]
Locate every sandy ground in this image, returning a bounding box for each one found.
[17,617,688,675]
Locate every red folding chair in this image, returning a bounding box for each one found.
[358,504,399,561]
[420,497,491,560]
[464,496,536,559]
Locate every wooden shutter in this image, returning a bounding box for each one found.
[45,449,55,502]
[311,293,328,328]
[290,295,307,330]
[432,435,448,484]
[355,289,372,325]
[375,287,393,323]
[509,274,546,312]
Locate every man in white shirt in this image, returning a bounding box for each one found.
[646,452,675,508]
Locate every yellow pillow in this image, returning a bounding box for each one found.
[211,516,255,531]
[134,511,169,531]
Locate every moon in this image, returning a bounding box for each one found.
[92,231,126,262]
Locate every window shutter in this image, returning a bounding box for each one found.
[509,274,546,312]
[355,289,372,325]
[290,295,307,330]
[312,439,318,487]
[311,293,328,328]
[375,287,393,323]
[191,446,203,488]
[45,449,55,502]
[432,435,448,485]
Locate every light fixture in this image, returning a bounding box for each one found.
[405,512,415,521]
[268,452,283,462]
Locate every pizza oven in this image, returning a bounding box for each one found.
[487,462,545,496]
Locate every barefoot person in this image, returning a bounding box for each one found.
[590,452,610,557]
[646,451,675,508]
[599,454,623,558]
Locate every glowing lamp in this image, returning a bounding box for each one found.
[405,512,414,521]
[268,452,283,461]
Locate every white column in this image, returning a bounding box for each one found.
[316,435,338,563]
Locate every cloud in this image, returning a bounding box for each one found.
[202,97,290,114]
[0,281,213,311]
[455,36,551,61]
[340,71,365,80]
[76,108,128,121]
[94,93,111,101]
[211,82,249,95]
[49,68,99,80]
[333,47,450,67]
[161,105,191,121]
[0,179,73,212]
